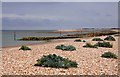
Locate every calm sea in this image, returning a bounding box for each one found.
[2,30,80,47]
[2,29,109,47]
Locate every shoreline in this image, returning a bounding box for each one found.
[2,39,72,48]
[2,36,94,49]
[2,29,118,49]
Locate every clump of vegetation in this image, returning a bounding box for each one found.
[19,45,31,50]
[95,41,113,48]
[104,36,116,41]
[83,40,86,42]
[101,52,117,59]
[55,45,76,51]
[74,39,82,42]
[74,39,86,42]
[83,43,97,48]
[34,54,78,69]
[92,38,103,41]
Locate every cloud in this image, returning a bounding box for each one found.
[105,14,112,17]
[1,0,120,2]
[2,14,62,20]
[2,14,67,30]
[2,2,118,30]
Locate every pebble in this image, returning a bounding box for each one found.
[1,36,118,75]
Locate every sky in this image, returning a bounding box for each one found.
[2,2,119,30]
[0,2,1,30]
[1,0,120,2]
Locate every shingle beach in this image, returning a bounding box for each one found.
[1,36,119,75]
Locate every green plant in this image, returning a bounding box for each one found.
[95,41,113,48]
[83,40,86,42]
[55,45,76,51]
[74,39,86,42]
[83,43,97,48]
[19,45,31,50]
[104,36,116,41]
[34,54,78,68]
[101,52,117,59]
[92,38,103,41]
[74,39,82,42]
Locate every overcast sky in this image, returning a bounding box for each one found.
[2,2,118,30]
[1,0,120,2]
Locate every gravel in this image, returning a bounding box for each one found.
[1,36,118,75]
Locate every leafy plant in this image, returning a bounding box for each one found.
[55,45,76,51]
[74,39,86,42]
[34,54,78,68]
[92,38,103,41]
[101,52,117,59]
[19,45,31,50]
[74,39,82,42]
[95,41,113,48]
[83,43,97,48]
[104,36,116,41]
[83,40,86,42]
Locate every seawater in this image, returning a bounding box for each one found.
[2,30,81,47]
[2,29,108,47]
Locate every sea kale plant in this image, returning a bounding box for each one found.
[55,44,76,51]
[34,54,78,69]
[104,36,116,41]
[83,40,86,42]
[83,43,97,48]
[74,39,86,42]
[74,39,82,42]
[101,52,117,59]
[19,45,31,50]
[92,38,103,41]
[94,41,113,48]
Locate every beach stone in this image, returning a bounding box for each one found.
[2,36,118,75]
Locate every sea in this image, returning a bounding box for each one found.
[2,29,110,47]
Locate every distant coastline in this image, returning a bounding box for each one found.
[2,28,119,47]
